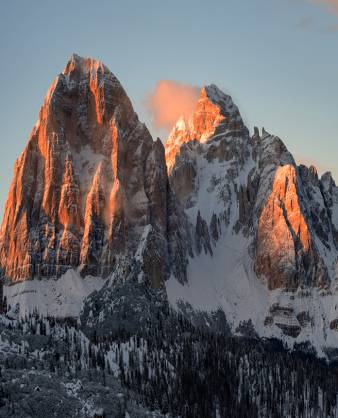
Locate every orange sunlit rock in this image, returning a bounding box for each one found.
[255,164,312,289]
[0,54,171,284]
[165,84,244,174]
[192,87,225,141]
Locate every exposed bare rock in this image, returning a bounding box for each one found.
[321,171,338,248]
[165,85,250,242]
[167,143,198,208]
[195,211,212,256]
[330,318,338,331]
[165,84,334,296]
[268,303,302,338]
[275,322,302,338]
[210,213,220,243]
[165,84,248,177]
[166,190,193,283]
[235,172,259,234]
[2,59,338,355]
[0,54,188,286]
[163,83,336,355]
[255,164,328,290]
[296,311,313,327]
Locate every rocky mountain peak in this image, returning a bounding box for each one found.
[195,84,243,137]
[165,84,247,173]
[2,57,338,361]
[171,84,245,141]
[0,56,188,285]
[321,171,336,191]
[63,53,109,76]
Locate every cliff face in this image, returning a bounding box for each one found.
[1,58,336,294]
[0,54,188,286]
[165,85,336,294]
[162,83,338,349]
[165,84,246,174]
[2,56,338,352]
[255,164,329,290]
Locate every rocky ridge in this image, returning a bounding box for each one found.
[164,84,338,353]
[1,55,338,355]
[0,54,188,287]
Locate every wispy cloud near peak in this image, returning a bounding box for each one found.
[144,80,200,133]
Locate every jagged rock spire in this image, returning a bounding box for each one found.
[0,55,188,285]
[165,84,247,173]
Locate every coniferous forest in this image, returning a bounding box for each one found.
[1,298,338,418]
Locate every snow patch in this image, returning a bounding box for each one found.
[4,270,106,318]
[166,232,270,330]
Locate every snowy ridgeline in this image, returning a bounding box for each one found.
[164,124,338,359]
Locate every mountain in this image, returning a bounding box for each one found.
[165,84,338,354]
[2,57,338,352]
[0,55,338,355]
[0,54,188,288]
[1,55,338,417]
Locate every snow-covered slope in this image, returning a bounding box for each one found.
[4,270,106,318]
[165,85,338,357]
[166,231,338,358]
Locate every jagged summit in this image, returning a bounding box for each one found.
[2,56,338,358]
[163,78,338,352]
[165,84,247,173]
[169,83,245,141]
[194,84,246,140]
[202,84,240,115]
[63,53,109,76]
[322,171,336,187]
[0,56,187,284]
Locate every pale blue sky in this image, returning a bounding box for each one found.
[0,0,337,218]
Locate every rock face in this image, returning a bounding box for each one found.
[0,54,188,286]
[321,171,338,247]
[2,57,338,353]
[165,84,246,174]
[164,83,338,351]
[165,85,249,209]
[255,164,328,290]
[165,86,334,292]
